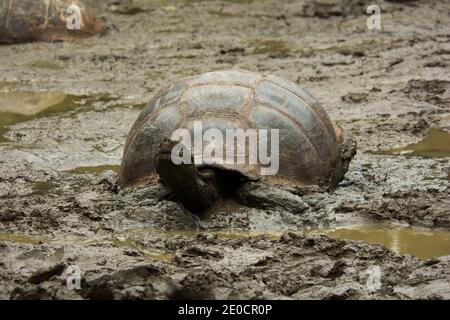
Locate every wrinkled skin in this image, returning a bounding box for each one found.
[155,138,222,212]
[0,0,103,44]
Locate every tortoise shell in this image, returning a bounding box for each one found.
[120,70,350,190]
[0,0,103,44]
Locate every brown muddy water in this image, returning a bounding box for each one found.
[371,128,450,159]
[0,89,84,141]
[0,87,141,142]
[1,222,449,261]
[0,232,49,245]
[115,223,450,260]
[316,224,450,260]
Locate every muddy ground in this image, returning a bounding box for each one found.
[0,0,449,299]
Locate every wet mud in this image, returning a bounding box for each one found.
[0,0,449,299]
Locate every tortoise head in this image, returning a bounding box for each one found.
[155,138,222,213]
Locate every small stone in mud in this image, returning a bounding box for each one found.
[341,92,368,104]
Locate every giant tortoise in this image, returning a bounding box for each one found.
[0,0,103,44]
[120,70,356,213]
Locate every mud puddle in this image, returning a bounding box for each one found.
[0,90,85,141]
[113,236,174,262]
[70,165,121,175]
[370,128,450,158]
[252,39,291,55]
[29,181,59,196]
[0,232,49,245]
[27,60,64,70]
[115,223,450,260]
[0,91,80,116]
[0,87,142,142]
[8,221,449,261]
[314,224,450,260]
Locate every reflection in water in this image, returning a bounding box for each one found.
[370,128,450,158]
[0,92,70,116]
[0,87,138,143]
[317,224,450,260]
[0,90,84,141]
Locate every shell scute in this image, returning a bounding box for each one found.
[255,80,336,162]
[188,70,259,88]
[181,85,250,115]
[248,104,322,183]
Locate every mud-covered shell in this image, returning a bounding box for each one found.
[120,70,348,190]
[0,0,103,44]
